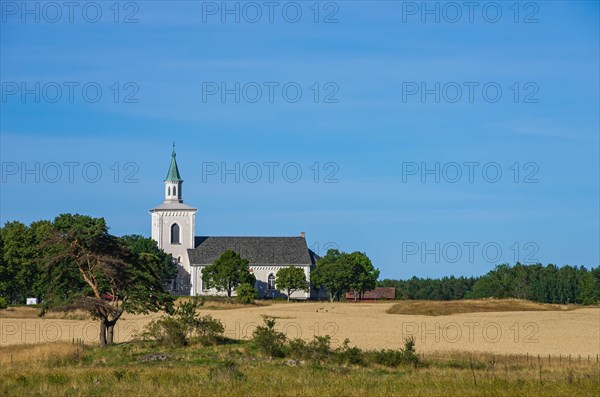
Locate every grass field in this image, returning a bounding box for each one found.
[1,300,598,356]
[1,300,599,396]
[0,339,598,396]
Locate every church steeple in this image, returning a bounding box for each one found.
[164,143,183,202]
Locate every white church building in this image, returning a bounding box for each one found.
[150,146,322,299]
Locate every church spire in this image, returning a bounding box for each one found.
[165,142,183,182]
[164,143,183,202]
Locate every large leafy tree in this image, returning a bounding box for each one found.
[0,221,40,304]
[311,249,379,302]
[347,251,380,301]
[119,234,177,286]
[310,249,354,302]
[275,266,308,301]
[41,214,174,347]
[202,250,255,297]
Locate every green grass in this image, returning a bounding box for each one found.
[1,340,598,397]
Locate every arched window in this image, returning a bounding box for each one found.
[173,186,177,196]
[171,223,180,244]
[168,186,171,195]
[267,274,276,290]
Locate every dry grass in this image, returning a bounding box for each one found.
[0,306,90,320]
[175,297,272,311]
[386,299,579,316]
[1,300,598,357]
[0,342,79,367]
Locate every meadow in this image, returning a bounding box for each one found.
[0,300,598,396]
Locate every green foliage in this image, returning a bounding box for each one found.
[119,235,177,286]
[337,338,366,366]
[0,221,50,304]
[34,213,174,346]
[235,283,257,304]
[202,250,256,298]
[143,317,188,348]
[311,249,379,302]
[380,263,600,305]
[252,317,287,357]
[0,296,7,309]
[275,266,308,301]
[373,336,419,367]
[141,298,224,346]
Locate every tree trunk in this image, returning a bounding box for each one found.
[106,320,116,345]
[287,290,291,302]
[99,318,107,348]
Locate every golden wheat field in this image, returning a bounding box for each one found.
[1,300,598,357]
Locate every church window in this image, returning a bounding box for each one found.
[168,187,171,195]
[171,223,180,244]
[267,274,276,290]
[172,276,179,291]
[173,186,177,196]
[201,268,208,290]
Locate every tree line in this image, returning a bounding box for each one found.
[379,263,600,305]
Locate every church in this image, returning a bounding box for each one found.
[150,146,323,299]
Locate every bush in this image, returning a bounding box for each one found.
[252,317,286,357]
[373,336,419,367]
[140,297,224,346]
[337,338,366,366]
[194,315,225,345]
[142,317,188,348]
[0,297,7,310]
[236,283,257,304]
[286,335,333,363]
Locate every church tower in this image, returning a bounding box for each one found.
[150,144,197,294]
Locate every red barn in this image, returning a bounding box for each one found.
[346,287,395,301]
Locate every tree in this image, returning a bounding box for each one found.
[347,252,379,301]
[275,266,309,301]
[202,250,255,297]
[119,234,177,286]
[0,222,37,304]
[40,214,174,347]
[236,283,258,304]
[311,249,354,302]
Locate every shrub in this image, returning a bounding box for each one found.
[194,315,225,345]
[236,283,258,304]
[142,317,188,348]
[0,296,7,310]
[373,336,419,367]
[252,318,286,357]
[286,335,333,363]
[337,338,366,366]
[140,297,224,346]
[287,338,307,358]
[307,335,332,362]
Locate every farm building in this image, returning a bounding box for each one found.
[346,287,396,301]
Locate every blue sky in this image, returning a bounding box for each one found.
[1,1,598,279]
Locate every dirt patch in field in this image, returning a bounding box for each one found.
[386,299,578,316]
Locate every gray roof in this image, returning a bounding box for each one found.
[149,202,197,211]
[188,236,316,265]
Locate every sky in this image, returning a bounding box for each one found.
[1,0,598,280]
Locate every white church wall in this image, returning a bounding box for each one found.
[193,264,311,299]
